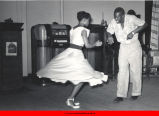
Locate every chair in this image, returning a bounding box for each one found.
[144,49,159,78]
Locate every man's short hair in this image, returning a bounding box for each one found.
[114,7,125,15]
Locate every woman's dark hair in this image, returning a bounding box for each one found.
[114,7,125,15]
[77,11,92,22]
[127,9,136,16]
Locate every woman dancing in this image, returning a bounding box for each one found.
[37,11,108,109]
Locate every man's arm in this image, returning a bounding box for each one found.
[106,19,115,44]
[127,22,148,40]
[132,22,148,34]
[127,15,148,40]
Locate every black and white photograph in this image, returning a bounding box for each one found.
[0,0,159,112]
[6,42,17,56]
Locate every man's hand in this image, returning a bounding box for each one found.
[127,32,134,40]
[107,36,114,45]
[95,40,102,47]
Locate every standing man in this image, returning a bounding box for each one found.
[107,7,147,103]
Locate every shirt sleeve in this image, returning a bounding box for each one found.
[107,19,115,35]
[131,15,145,26]
[86,29,90,37]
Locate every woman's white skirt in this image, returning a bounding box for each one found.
[37,48,108,86]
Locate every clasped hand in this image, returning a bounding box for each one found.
[95,40,102,46]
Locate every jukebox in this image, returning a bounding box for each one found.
[50,24,71,57]
[31,24,71,76]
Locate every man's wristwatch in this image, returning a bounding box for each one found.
[132,32,135,35]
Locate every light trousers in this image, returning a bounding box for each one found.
[117,40,142,98]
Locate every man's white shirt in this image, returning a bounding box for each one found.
[107,14,145,44]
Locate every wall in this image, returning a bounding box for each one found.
[0,1,28,76]
[63,1,145,26]
[0,0,145,76]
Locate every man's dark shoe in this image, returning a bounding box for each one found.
[113,97,123,103]
[130,96,139,100]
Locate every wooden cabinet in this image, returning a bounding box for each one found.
[84,24,107,72]
[0,22,23,91]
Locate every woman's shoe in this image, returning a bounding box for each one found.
[67,98,80,105]
[72,98,80,106]
[66,98,80,109]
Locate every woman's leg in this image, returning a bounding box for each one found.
[68,82,84,99]
[66,82,84,108]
